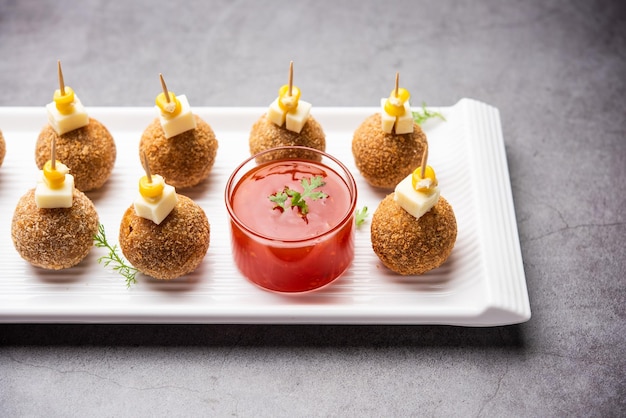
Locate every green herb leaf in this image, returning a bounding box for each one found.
[269,175,328,219]
[300,176,327,200]
[94,223,138,288]
[269,189,289,211]
[412,102,446,125]
[355,206,369,227]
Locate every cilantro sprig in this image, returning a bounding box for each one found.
[94,223,138,288]
[355,206,369,227]
[269,175,328,221]
[412,102,446,125]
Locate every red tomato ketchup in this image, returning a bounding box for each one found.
[225,147,357,293]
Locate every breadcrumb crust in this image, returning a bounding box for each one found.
[35,118,116,192]
[0,129,5,167]
[371,193,457,275]
[352,113,427,189]
[119,194,210,280]
[11,188,99,270]
[249,114,325,162]
[139,115,218,189]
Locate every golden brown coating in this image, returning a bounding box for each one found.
[11,188,99,270]
[371,193,457,275]
[119,194,210,280]
[139,115,218,189]
[249,114,326,163]
[352,113,427,189]
[36,118,116,192]
[0,129,5,167]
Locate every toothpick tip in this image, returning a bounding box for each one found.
[420,143,428,179]
[57,60,66,95]
[394,72,399,97]
[288,61,294,95]
[51,137,57,170]
[142,151,152,183]
[159,73,170,103]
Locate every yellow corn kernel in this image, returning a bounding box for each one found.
[43,160,67,189]
[384,87,410,116]
[53,86,75,115]
[139,175,164,199]
[411,165,438,192]
[155,91,182,117]
[278,84,301,112]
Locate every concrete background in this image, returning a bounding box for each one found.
[0,0,624,416]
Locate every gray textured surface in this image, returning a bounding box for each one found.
[0,0,625,416]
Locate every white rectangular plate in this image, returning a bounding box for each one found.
[0,99,530,326]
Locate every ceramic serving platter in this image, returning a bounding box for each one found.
[0,99,530,325]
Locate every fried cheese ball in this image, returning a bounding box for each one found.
[119,194,210,280]
[249,114,325,163]
[139,115,218,189]
[352,113,427,189]
[36,118,116,192]
[371,193,457,275]
[0,129,5,167]
[11,189,99,270]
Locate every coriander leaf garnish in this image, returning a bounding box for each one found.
[291,176,328,216]
[355,206,369,227]
[300,176,328,201]
[268,190,289,212]
[94,223,138,288]
[412,102,446,125]
[269,175,328,220]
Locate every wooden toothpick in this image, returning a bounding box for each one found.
[57,60,66,96]
[394,72,399,97]
[420,143,429,179]
[288,61,294,96]
[51,137,57,170]
[142,152,152,183]
[159,73,170,103]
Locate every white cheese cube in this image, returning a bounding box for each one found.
[267,98,287,127]
[380,98,396,133]
[394,173,440,219]
[35,173,75,209]
[380,99,414,134]
[157,94,196,139]
[46,96,89,136]
[394,101,414,134]
[134,183,177,225]
[285,100,311,133]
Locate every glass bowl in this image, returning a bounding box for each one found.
[225,146,357,293]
